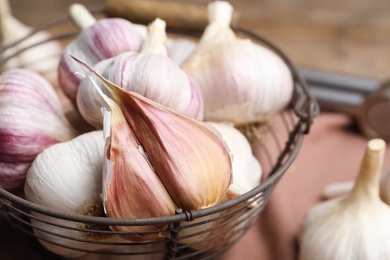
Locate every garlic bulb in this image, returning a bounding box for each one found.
[57,3,146,103]
[77,18,203,129]
[74,59,232,240]
[181,1,293,140]
[25,131,167,259]
[0,69,76,193]
[0,0,62,84]
[299,139,390,260]
[24,131,108,257]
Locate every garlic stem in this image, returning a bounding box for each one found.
[208,1,233,27]
[0,0,11,43]
[69,3,96,29]
[140,18,167,55]
[348,139,385,203]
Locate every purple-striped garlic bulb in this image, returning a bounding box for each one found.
[57,4,146,104]
[0,68,77,193]
[76,18,204,129]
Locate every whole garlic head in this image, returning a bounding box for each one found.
[77,18,203,129]
[299,139,390,260]
[181,1,293,135]
[0,68,76,193]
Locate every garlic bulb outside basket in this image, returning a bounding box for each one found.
[77,18,203,129]
[299,139,390,260]
[0,68,76,193]
[181,1,293,141]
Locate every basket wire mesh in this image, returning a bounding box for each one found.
[0,7,319,260]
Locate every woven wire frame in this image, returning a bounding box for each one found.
[0,8,319,260]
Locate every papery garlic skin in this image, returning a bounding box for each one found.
[77,19,203,129]
[58,18,144,103]
[0,69,76,192]
[100,97,177,241]
[181,1,293,126]
[299,139,390,260]
[24,131,116,258]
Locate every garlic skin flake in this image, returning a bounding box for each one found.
[58,17,144,103]
[24,131,110,258]
[0,69,76,192]
[181,1,293,128]
[77,18,203,129]
[299,139,390,260]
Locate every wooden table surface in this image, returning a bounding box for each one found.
[2,0,390,259]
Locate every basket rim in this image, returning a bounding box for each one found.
[0,8,319,226]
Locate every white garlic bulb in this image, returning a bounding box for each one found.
[24,131,111,257]
[181,1,293,138]
[166,37,197,66]
[77,18,203,129]
[299,139,390,260]
[0,0,62,84]
[0,69,77,193]
[58,4,145,104]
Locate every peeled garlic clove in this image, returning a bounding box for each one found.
[77,18,203,129]
[24,131,112,258]
[299,139,390,260]
[74,58,232,212]
[0,0,62,84]
[0,68,77,193]
[58,4,145,103]
[209,122,262,198]
[181,1,293,140]
[98,89,177,241]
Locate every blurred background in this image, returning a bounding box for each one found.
[3,0,390,259]
[9,0,390,80]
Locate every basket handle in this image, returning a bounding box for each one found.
[105,0,241,32]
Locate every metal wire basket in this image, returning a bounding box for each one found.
[0,7,319,260]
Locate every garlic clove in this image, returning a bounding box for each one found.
[96,83,177,241]
[0,68,77,193]
[299,139,390,260]
[181,1,293,141]
[74,57,232,212]
[58,4,145,104]
[0,0,62,85]
[77,18,204,129]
